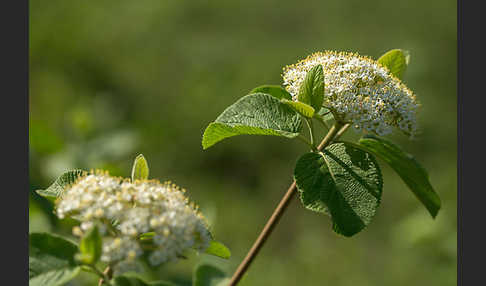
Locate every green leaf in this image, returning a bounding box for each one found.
[377,49,410,79]
[316,107,334,121]
[249,85,292,100]
[113,274,175,286]
[29,232,81,286]
[297,64,325,110]
[131,154,150,181]
[204,240,231,259]
[357,135,441,218]
[193,264,229,286]
[77,225,102,265]
[294,143,383,237]
[35,169,87,199]
[281,99,315,118]
[202,93,302,149]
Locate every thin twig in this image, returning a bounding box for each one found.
[97,266,113,286]
[228,122,344,286]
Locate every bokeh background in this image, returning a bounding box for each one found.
[29,0,457,285]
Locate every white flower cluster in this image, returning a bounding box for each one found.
[56,171,211,271]
[282,51,419,137]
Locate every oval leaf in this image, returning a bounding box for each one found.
[77,225,102,265]
[29,233,80,286]
[202,93,302,149]
[294,143,383,236]
[377,49,410,79]
[357,135,441,218]
[281,99,315,118]
[204,240,231,259]
[297,64,325,110]
[249,85,292,100]
[35,169,87,199]
[131,154,150,181]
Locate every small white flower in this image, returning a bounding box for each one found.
[55,171,211,270]
[282,51,419,137]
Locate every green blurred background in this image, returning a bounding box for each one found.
[29,0,456,285]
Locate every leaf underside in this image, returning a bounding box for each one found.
[357,135,441,217]
[377,49,409,79]
[35,169,87,199]
[131,154,150,181]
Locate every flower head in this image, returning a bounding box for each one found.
[282,51,419,137]
[55,171,211,271]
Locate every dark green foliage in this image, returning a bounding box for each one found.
[357,135,441,217]
[294,143,383,236]
[29,233,81,286]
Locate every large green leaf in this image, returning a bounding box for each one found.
[377,49,410,79]
[249,85,292,100]
[35,169,87,199]
[131,154,150,181]
[193,264,229,286]
[281,99,315,118]
[113,274,175,286]
[29,232,81,286]
[294,143,383,236]
[297,64,325,110]
[204,240,231,259]
[202,93,302,149]
[357,135,441,218]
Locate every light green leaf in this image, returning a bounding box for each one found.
[202,93,302,149]
[294,143,383,236]
[35,169,87,199]
[377,49,410,79]
[204,240,231,259]
[193,264,229,286]
[131,154,150,181]
[77,225,102,265]
[113,274,175,286]
[281,99,315,118]
[249,85,292,100]
[297,64,325,110]
[357,135,441,218]
[29,232,80,286]
[316,107,334,122]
